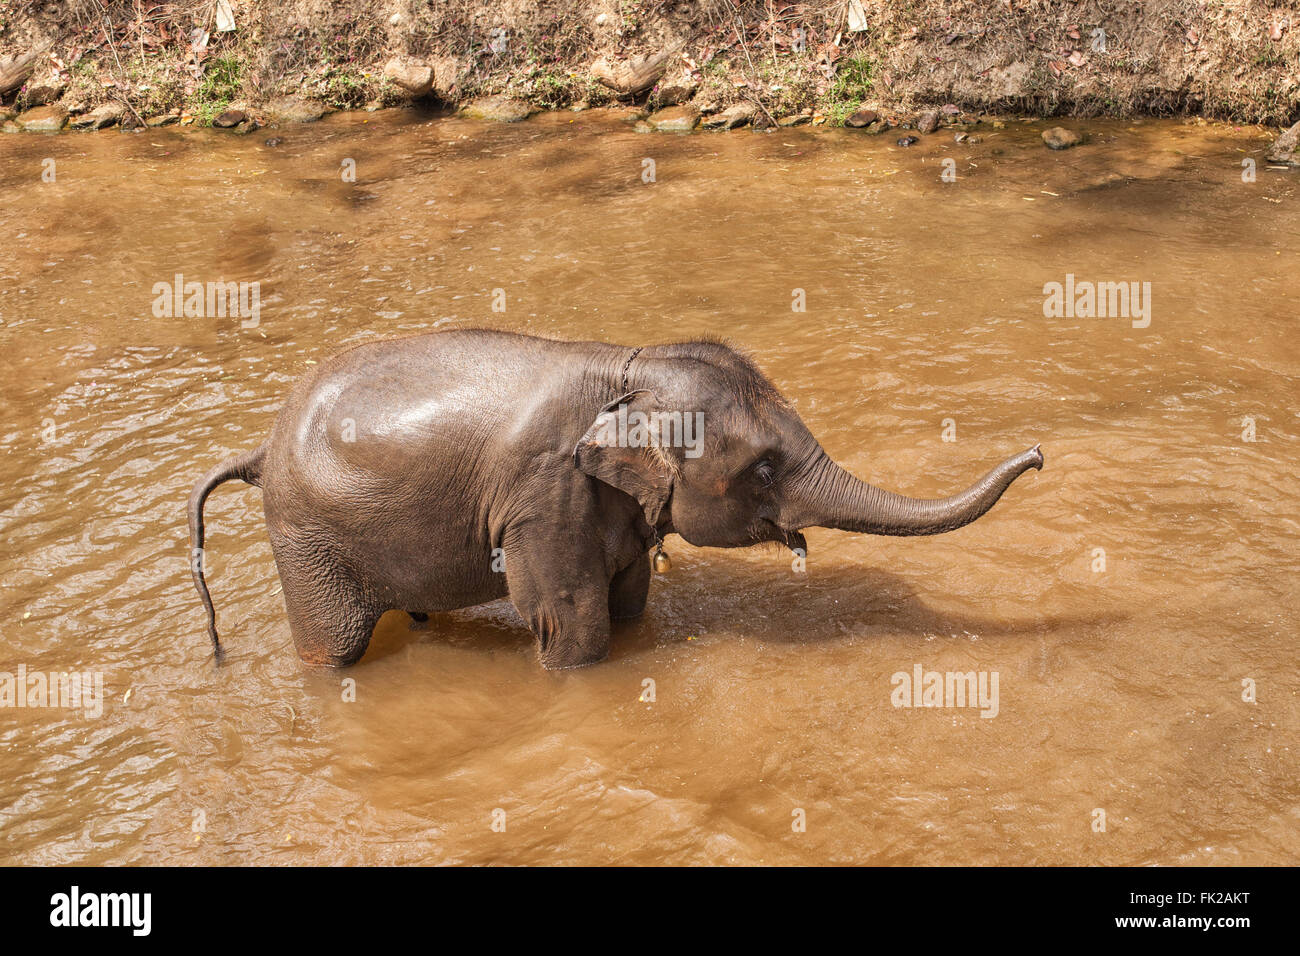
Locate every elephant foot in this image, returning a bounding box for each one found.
[539,641,611,670]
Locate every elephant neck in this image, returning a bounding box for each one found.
[570,343,644,412]
[589,343,673,544]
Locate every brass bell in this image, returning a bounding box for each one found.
[653,549,672,574]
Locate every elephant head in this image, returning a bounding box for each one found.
[574,341,1043,552]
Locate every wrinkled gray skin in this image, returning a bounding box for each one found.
[189,330,1043,669]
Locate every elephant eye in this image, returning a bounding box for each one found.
[753,459,776,487]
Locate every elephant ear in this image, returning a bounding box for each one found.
[573,390,673,527]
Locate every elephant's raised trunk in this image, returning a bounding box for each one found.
[794,445,1043,537]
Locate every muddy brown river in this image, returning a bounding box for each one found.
[1,110,1296,865]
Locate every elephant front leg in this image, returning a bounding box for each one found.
[609,552,650,620]
[502,528,612,670]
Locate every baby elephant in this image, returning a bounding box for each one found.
[188,330,1043,669]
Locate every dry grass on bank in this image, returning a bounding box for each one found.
[1,1,1296,125]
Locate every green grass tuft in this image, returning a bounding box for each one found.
[826,56,874,126]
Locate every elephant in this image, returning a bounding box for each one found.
[188,330,1043,669]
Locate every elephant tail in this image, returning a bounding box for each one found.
[187,444,267,664]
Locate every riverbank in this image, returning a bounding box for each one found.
[4,91,1294,175]
[2,1,1298,136]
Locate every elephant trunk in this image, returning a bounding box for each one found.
[791,445,1043,537]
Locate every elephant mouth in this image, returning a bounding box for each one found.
[758,519,807,555]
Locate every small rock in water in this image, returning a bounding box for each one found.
[70,103,122,130]
[1265,119,1300,166]
[461,94,533,123]
[777,112,811,127]
[264,136,283,147]
[916,110,940,133]
[896,135,919,147]
[845,108,879,128]
[213,109,246,128]
[265,96,328,124]
[702,103,753,130]
[647,105,699,131]
[17,105,68,131]
[1042,126,1083,150]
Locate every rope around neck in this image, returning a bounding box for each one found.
[620,346,643,394]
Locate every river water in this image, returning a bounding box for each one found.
[1,109,1296,865]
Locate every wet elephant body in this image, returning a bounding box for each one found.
[189,330,1043,668]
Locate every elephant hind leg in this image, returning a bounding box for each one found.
[272,546,381,667]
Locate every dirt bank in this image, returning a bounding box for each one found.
[2,1,1298,129]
